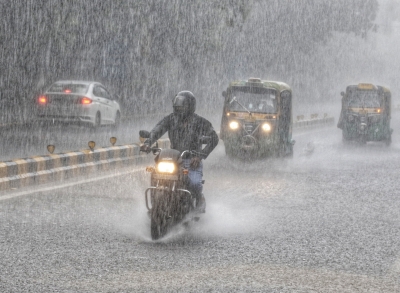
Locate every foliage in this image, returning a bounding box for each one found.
[0,0,378,121]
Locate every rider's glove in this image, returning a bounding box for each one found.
[190,156,201,169]
[140,144,151,153]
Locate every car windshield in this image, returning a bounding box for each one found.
[347,90,381,108]
[48,83,89,94]
[229,88,277,113]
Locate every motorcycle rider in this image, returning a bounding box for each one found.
[140,91,219,213]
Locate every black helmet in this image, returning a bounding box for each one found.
[173,91,196,118]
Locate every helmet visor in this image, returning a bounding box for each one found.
[173,106,185,114]
[173,95,189,115]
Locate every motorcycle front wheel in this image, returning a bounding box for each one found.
[150,189,170,240]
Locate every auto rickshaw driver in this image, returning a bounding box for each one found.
[337,83,393,145]
[220,78,295,159]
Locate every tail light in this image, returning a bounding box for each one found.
[80,97,92,104]
[38,95,48,105]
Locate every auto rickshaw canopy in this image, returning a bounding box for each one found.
[227,78,292,93]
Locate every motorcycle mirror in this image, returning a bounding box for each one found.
[139,130,150,138]
[139,130,150,143]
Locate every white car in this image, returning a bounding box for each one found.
[35,80,121,128]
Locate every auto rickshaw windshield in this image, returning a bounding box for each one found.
[229,88,277,113]
[347,90,381,108]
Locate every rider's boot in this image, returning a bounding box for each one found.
[197,193,206,213]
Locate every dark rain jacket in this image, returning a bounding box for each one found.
[145,113,219,159]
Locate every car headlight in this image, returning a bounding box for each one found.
[229,121,239,130]
[157,162,175,173]
[261,123,271,132]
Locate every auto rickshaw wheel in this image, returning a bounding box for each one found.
[342,138,351,144]
[385,134,392,146]
[224,142,235,158]
[358,136,367,145]
[285,148,294,158]
[342,129,352,143]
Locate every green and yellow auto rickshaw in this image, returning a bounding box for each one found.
[220,78,295,159]
[337,83,393,145]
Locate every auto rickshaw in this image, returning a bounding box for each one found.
[337,83,393,145]
[220,78,295,159]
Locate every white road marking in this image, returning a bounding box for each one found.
[0,167,143,201]
[390,255,400,274]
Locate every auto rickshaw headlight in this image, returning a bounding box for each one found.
[157,162,175,173]
[262,123,271,132]
[229,121,240,130]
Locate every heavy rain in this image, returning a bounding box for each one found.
[1,0,400,292]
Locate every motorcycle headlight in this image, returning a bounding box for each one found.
[229,121,239,130]
[157,162,175,173]
[261,123,271,132]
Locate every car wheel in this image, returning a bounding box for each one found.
[113,111,121,130]
[93,112,101,128]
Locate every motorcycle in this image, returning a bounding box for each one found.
[139,130,208,240]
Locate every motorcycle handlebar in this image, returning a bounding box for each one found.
[180,150,206,158]
[139,146,161,154]
[140,146,205,158]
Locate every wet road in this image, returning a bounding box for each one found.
[1,120,400,292]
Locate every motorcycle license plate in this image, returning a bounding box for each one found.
[153,174,179,181]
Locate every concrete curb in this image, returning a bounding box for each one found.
[0,116,333,191]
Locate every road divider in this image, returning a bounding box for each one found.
[293,115,334,129]
[0,141,170,191]
[0,115,333,192]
